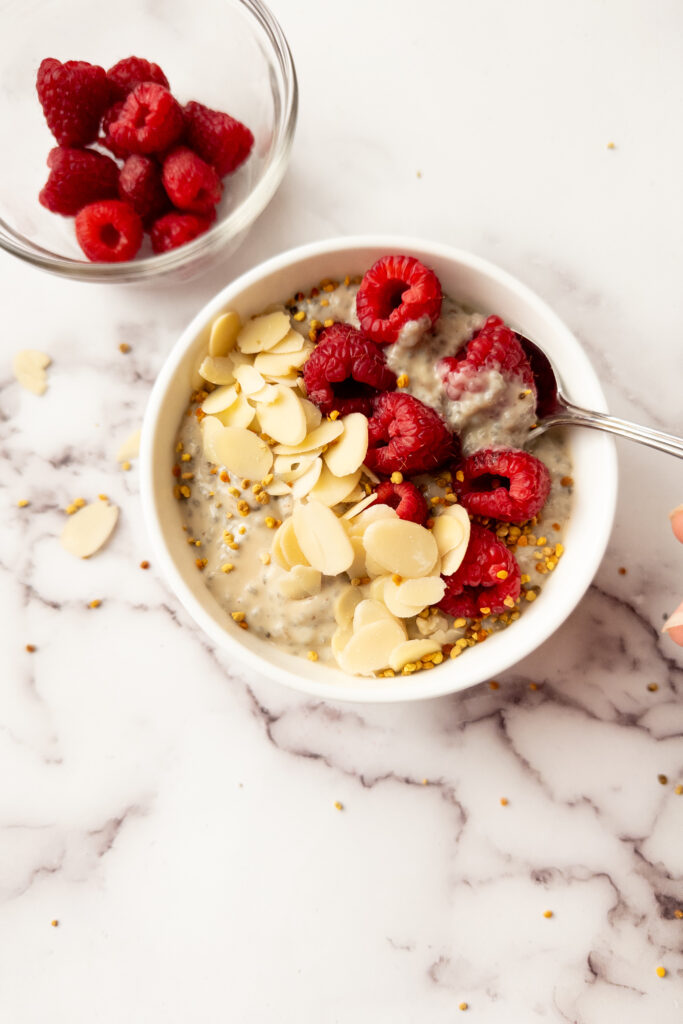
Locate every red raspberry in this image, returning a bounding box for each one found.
[109,83,184,155]
[75,199,143,263]
[356,254,442,344]
[452,447,551,522]
[99,102,130,158]
[302,323,397,417]
[118,155,169,225]
[440,316,536,401]
[161,147,222,214]
[39,146,119,215]
[184,101,254,177]
[36,58,110,147]
[365,392,456,475]
[150,210,214,253]
[107,57,169,101]
[438,523,521,618]
[373,481,428,525]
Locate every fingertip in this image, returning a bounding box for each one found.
[663,603,683,646]
[669,505,683,544]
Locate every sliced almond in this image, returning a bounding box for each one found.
[346,536,367,580]
[353,599,406,637]
[274,453,317,478]
[363,519,438,579]
[60,501,119,559]
[323,414,369,477]
[435,505,472,576]
[290,457,323,498]
[209,311,241,357]
[269,329,306,354]
[249,383,280,405]
[266,479,292,497]
[237,312,291,354]
[13,349,51,395]
[369,575,391,602]
[334,585,363,626]
[342,493,379,520]
[257,385,307,446]
[397,576,446,609]
[116,428,141,463]
[308,464,361,507]
[361,463,381,485]
[266,374,300,388]
[199,355,235,386]
[201,384,238,415]
[347,503,398,537]
[292,500,354,576]
[342,486,366,504]
[201,415,225,462]
[233,363,266,396]
[254,348,310,377]
[301,398,322,432]
[331,624,353,663]
[388,638,442,672]
[279,517,309,568]
[382,578,425,619]
[272,419,344,455]
[278,564,322,600]
[210,426,273,479]
[338,619,407,676]
[271,520,289,569]
[215,393,256,429]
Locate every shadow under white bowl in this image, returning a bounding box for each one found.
[140,236,617,703]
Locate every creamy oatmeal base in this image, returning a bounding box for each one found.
[174,277,573,672]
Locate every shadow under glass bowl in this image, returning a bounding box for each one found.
[0,0,297,282]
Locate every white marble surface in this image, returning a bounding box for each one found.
[1,1,682,1020]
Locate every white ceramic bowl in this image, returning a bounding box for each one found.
[140,236,617,702]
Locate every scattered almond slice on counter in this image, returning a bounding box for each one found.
[233,363,266,395]
[342,493,379,520]
[389,638,441,672]
[116,428,141,463]
[199,355,235,385]
[334,585,363,626]
[201,384,238,415]
[257,385,307,445]
[338,618,407,676]
[278,564,323,600]
[432,504,471,576]
[363,519,438,578]
[292,500,354,575]
[237,311,291,354]
[60,501,119,559]
[308,463,361,507]
[209,426,273,479]
[323,413,369,477]
[209,311,241,357]
[13,349,51,395]
[272,419,344,455]
[290,458,323,498]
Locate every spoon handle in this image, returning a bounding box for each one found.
[539,400,683,459]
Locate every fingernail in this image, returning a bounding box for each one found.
[668,504,683,519]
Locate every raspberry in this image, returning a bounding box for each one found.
[99,102,130,158]
[302,323,397,417]
[184,101,254,177]
[75,200,143,263]
[365,392,456,475]
[452,447,551,522]
[36,58,110,147]
[373,481,428,525]
[356,254,442,344]
[440,316,536,402]
[150,210,214,253]
[39,146,119,215]
[438,523,521,618]
[161,147,222,214]
[107,57,169,101]
[118,155,169,225]
[109,83,184,155]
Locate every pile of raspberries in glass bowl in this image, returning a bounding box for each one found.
[35,56,254,262]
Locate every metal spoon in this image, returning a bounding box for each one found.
[517,334,683,459]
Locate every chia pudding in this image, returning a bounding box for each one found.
[173,255,573,678]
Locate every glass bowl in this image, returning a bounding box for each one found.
[0,0,297,282]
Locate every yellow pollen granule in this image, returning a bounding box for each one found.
[525,591,537,602]
[17,499,29,507]
[259,552,271,565]
[328,410,340,420]
[500,797,508,806]
[265,516,276,528]
[293,310,305,322]
[334,800,343,810]
[307,650,318,661]
[543,910,553,918]
[674,785,683,795]
[181,453,191,462]
[503,596,515,608]
[496,570,508,579]
[231,611,246,623]
[179,485,191,498]
[88,599,101,609]
[656,966,666,978]
[520,574,530,584]
[323,319,334,328]
[453,617,467,629]
[396,374,409,388]
[220,563,234,573]
[458,1002,468,1011]
[455,470,465,482]
[390,471,403,484]
[392,574,403,585]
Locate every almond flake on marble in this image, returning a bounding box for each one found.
[309,463,361,507]
[272,419,344,455]
[201,384,238,415]
[323,413,369,477]
[342,493,379,520]
[60,501,119,559]
[278,564,322,600]
[292,500,354,576]
[388,638,442,672]
[278,517,310,569]
[300,398,323,432]
[209,311,242,357]
[13,349,51,395]
[363,519,438,579]
[269,329,306,354]
[334,585,363,626]
[290,457,323,497]
[257,385,307,446]
[116,428,141,463]
[233,363,266,395]
[237,311,291,354]
[338,618,407,676]
[347,504,397,537]
[215,393,256,429]
[209,426,273,479]
[199,355,235,385]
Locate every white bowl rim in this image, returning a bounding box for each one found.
[140,235,618,703]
